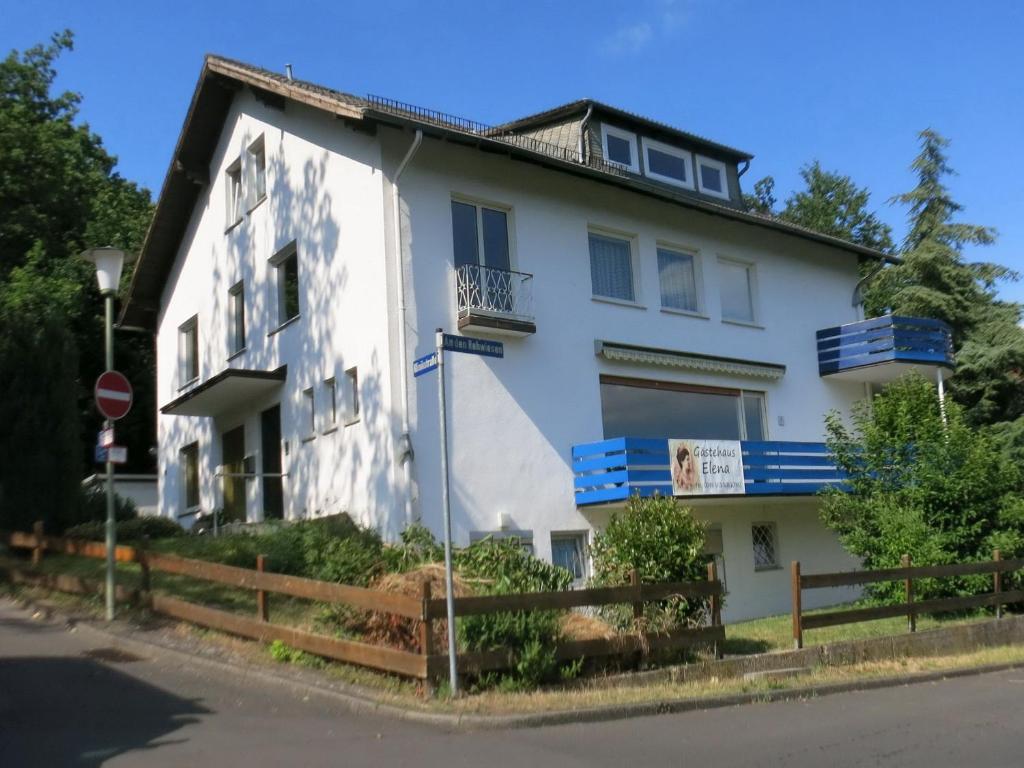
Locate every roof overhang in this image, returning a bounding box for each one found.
[161,366,287,417]
[596,340,786,380]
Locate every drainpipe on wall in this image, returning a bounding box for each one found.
[578,103,594,165]
[392,129,423,525]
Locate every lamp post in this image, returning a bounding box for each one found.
[79,247,135,621]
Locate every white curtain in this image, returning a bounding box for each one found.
[589,233,634,301]
[657,248,698,311]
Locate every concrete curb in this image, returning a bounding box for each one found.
[14,594,1022,732]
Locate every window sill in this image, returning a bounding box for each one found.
[177,376,200,393]
[246,195,267,215]
[268,315,301,337]
[225,218,243,235]
[177,506,201,519]
[721,317,764,330]
[660,307,709,320]
[591,296,646,311]
[322,425,339,435]
[754,565,782,572]
[300,435,316,444]
[227,347,247,362]
[344,417,361,428]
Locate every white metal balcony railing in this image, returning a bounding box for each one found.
[456,264,534,323]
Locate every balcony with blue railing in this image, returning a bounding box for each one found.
[572,438,848,506]
[816,315,954,383]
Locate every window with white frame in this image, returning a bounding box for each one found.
[551,533,588,582]
[642,138,694,189]
[228,282,245,356]
[588,231,636,302]
[181,442,199,511]
[225,158,243,227]
[752,523,778,570]
[718,258,756,324]
[302,387,315,439]
[248,136,266,203]
[344,367,359,424]
[324,377,338,430]
[657,247,701,313]
[271,245,300,326]
[450,199,512,272]
[179,315,199,385]
[600,124,639,173]
[696,155,729,199]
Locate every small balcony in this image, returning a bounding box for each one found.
[816,315,954,383]
[572,438,847,506]
[456,264,536,337]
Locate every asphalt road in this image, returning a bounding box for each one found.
[1,597,1022,767]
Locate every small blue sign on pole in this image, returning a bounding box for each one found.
[413,352,439,377]
[441,333,504,359]
[94,444,108,464]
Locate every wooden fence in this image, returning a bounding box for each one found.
[1,525,724,682]
[790,552,1024,648]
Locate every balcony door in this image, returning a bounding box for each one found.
[451,200,513,312]
[221,425,246,523]
[599,376,766,441]
[260,404,284,520]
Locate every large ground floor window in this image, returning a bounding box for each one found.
[599,375,766,441]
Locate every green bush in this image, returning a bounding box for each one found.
[590,494,708,630]
[64,515,183,542]
[822,373,1024,602]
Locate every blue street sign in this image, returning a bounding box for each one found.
[94,444,107,463]
[413,352,439,377]
[441,334,504,359]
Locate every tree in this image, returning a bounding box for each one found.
[867,130,1024,446]
[742,175,776,215]
[0,32,154,529]
[821,375,1024,603]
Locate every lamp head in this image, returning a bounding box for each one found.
[79,247,136,295]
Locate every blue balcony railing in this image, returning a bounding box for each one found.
[816,315,954,377]
[572,438,848,506]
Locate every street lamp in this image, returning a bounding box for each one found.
[80,246,136,622]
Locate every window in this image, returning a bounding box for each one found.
[657,247,700,313]
[600,125,639,173]
[228,282,245,356]
[324,377,338,430]
[450,200,511,271]
[302,388,315,439]
[642,138,694,189]
[248,136,266,202]
[719,258,756,324]
[225,158,242,227]
[178,315,199,385]
[345,367,359,424]
[551,533,588,582]
[696,155,729,199]
[599,376,767,440]
[752,523,778,570]
[272,246,300,326]
[181,442,199,511]
[588,231,636,302]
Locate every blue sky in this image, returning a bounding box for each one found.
[6,0,1023,302]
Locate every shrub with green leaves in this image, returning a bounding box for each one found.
[64,515,183,542]
[822,373,1024,602]
[590,494,708,630]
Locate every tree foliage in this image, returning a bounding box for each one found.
[821,375,1024,602]
[0,32,154,530]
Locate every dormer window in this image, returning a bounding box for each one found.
[601,125,639,173]
[696,155,729,200]
[642,138,694,189]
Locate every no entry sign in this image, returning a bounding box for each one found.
[94,370,133,421]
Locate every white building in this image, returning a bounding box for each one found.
[123,56,954,620]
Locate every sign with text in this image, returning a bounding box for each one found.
[669,439,746,496]
[413,352,439,377]
[441,334,504,359]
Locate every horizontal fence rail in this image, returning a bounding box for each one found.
[572,438,847,505]
[816,315,954,377]
[791,552,1023,648]
[2,527,724,682]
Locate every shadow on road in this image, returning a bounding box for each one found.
[0,654,210,766]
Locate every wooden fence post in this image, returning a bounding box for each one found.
[791,561,803,650]
[707,560,722,659]
[629,568,643,623]
[31,521,44,567]
[256,554,269,622]
[902,554,915,633]
[138,535,152,597]
[994,549,1002,620]
[419,580,434,687]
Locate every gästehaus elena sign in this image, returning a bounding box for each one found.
[669,439,746,495]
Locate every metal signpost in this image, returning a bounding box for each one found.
[416,328,504,697]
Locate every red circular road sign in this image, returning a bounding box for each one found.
[94,370,133,421]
